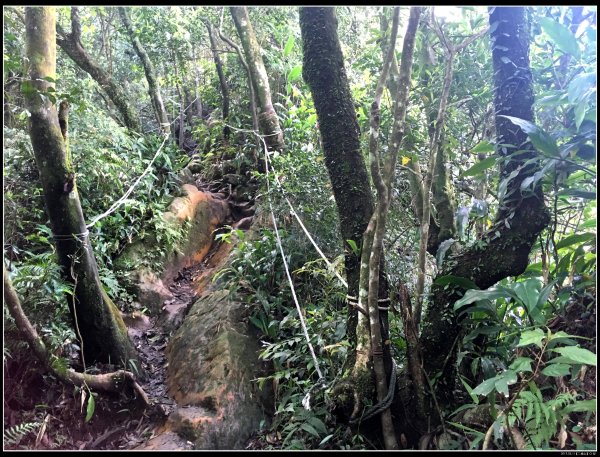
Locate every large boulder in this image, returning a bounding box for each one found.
[163,289,273,449]
[115,184,230,314]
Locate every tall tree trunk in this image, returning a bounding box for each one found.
[173,55,185,148]
[190,46,203,117]
[56,7,141,133]
[205,21,231,140]
[24,7,138,368]
[218,29,260,133]
[358,8,422,448]
[300,6,378,347]
[118,7,169,134]
[420,6,550,406]
[230,6,284,153]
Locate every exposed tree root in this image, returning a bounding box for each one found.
[4,266,149,406]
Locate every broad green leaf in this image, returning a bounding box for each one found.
[454,287,508,311]
[471,140,495,153]
[499,115,560,157]
[283,35,295,56]
[494,370,517,397]
[472,376,498,396]
[288,65,302,83]
[510,357,533,373]
[567,72,596,104]
[555,232,596,250]
[85,393,95,423]
[541,363,571,377]
[461,156,497,177]
[434,275,478,290]
[517,328,545,348]
[346,239,359,256]
[300,422,320,438]
[574,103,586,131]
[307,416,327,434]
[539,17,581,60]
[553,346,596,366]
[512,279,542,313]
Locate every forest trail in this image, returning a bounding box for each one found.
[90,178,257,451]
[126,240,235,450]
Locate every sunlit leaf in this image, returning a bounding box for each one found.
[541,363,571,377]
[283,35,295,57]
[461,156,497,177]
[517,328,545,348]
[553,346,596,366]
[539,17,581,60]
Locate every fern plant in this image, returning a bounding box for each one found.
[3,422,41,448]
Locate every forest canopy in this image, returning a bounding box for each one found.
[3,5,597,451]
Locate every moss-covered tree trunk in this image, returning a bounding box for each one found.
[230,6,284,153]
[300,6,383,344]
[420,6,550,406]
[118,7,169,134]
[205,21,231,141]
[57,7,141,133]
[24,7,139,368]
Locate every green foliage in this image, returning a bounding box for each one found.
[3,422,41,448]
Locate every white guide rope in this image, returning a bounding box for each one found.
[86,132,170,229]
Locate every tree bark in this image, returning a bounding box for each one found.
[230,6,284,153]
[56,7,141,133]
[24,7,139,368]
[118,7,169,134]
[359,8,422,448]
[205,21,231,140]
[381,16,443,256]
[420,6,550,406]
[300,6,378,345]
[218,29,260,133]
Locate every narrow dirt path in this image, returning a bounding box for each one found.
[115,184,250,449]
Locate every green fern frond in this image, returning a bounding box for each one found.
[3,421,40,446]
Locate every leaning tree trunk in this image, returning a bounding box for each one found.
[24,7,139,368]
[118,7,169,134]
[205,21,231,141]
[230,6,284,153]
[420,6,550,407]
[4,266,148,402]
[57,7,141,133]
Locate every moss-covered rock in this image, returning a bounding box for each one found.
[115,184,230,314]
[164,289,272,449]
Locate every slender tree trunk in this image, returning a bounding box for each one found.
[205,21,231,140]
[118,7,169,134]
[173,56,185,148]
[413,16,487,327]
[420,6,550,406]
[56,7,141,133]
[230,6,284,153]
[190,46,203,117]
[218,29,260,133]
[381,15,443,255]
[24,7,138,368]
[358,8,422,448]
